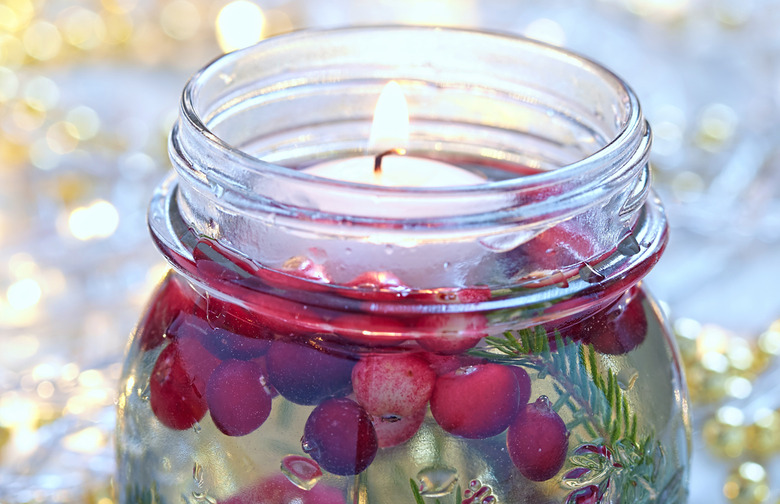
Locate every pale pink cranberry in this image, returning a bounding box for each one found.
[430,363,521,439]
[507,396,569,482]
[371,407,426,448]
[206,360,273,436]
[352,354,435,418]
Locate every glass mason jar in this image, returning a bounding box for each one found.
[116,27,690,504]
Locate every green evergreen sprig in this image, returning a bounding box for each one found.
[477,326,636,445]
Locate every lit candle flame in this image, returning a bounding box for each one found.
[368,81,409,153]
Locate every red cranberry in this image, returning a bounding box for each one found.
[509,223,595,287]
[583,289,647,355]
[149,338,221,430]
[371,407,426,448]
[167,311,271,361]
[507,396,569,482]
[206,360,273,436]
[137,273,196,351]
[220,473,345,504]
[253,256,333,293]
[352,354,435,417]
[341,271,411,301]
[206,295,274,341]
[421,353,487,376]
[266,340,355,405]
[566,485,601,504]
[411,285,492,304]
[301,398,378,476]
[414,313,487,354]
[193,238,258,283]
[430,363,521,439]
[510,365,532,408]
[328,313,409,347]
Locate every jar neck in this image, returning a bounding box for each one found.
[150,27,665,318]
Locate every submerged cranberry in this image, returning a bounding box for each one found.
[137,273,197,351]
[149,338,221,430]
[507,396,569,482]
[583,289,647,355]
[510,365,532,408]
[352,353,435,418]
[302,398,378,476]
[371,407,426,448]
[207,359,273,436]
[206,296,273,340]
[414,313,487,354]
[566,485,601,504]
[266,340,355,405]
[193,238,258,283]
[220,473,345,504]
[430,363,521,439]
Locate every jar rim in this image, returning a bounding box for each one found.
[172,25,648,226]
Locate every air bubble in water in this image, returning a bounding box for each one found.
[281,455,323,491]
[462,479,494,504]
[384,245,394,255]
[193,422,202,434]
[416,466,458,497]
[617,368,639,390]
[193,462,204,488]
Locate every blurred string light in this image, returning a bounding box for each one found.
[67,200,120,240]
[215,0,266,52]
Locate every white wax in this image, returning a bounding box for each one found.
[303,155,485,187]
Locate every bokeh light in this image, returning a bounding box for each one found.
[216,0,265,53]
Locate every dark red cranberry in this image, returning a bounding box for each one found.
[414,313,487,354]
[582,289,647,355]
[167,311,271,361]
[137,273,197,351]
[352,353,435,417]
[430,363,521,439]
[301,398,378,476]
[220,473,345,504]
[206,359,273,436]
[266,340,355,405]
[149,338,221,430]
[507,396,569,482]
[510,365,532,408]
[421,353,487,376]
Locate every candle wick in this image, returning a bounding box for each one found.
[374,148,407,173]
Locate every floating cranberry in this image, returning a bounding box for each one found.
[206,326,272,360]
[329,313,409,347]
[421,353,487,376]
[430,363,521,439]
[149,338,221,430]
[581,289,647,355]
[220,473,345,504]
[507,396,569,482]
[352,353,435,418]
[193,238,258,283]
[137,273,196,351]
[409,285,492,304]
[301,398,378,476]
[342,271,411,301]
[206,360,273,436]
[206,295,273,340]
[266,340,355,405]
[371,407,426,448]
[414,313,487,354]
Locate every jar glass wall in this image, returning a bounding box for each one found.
[116,27,690,504]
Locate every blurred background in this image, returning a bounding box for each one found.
[1,0,780,502]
